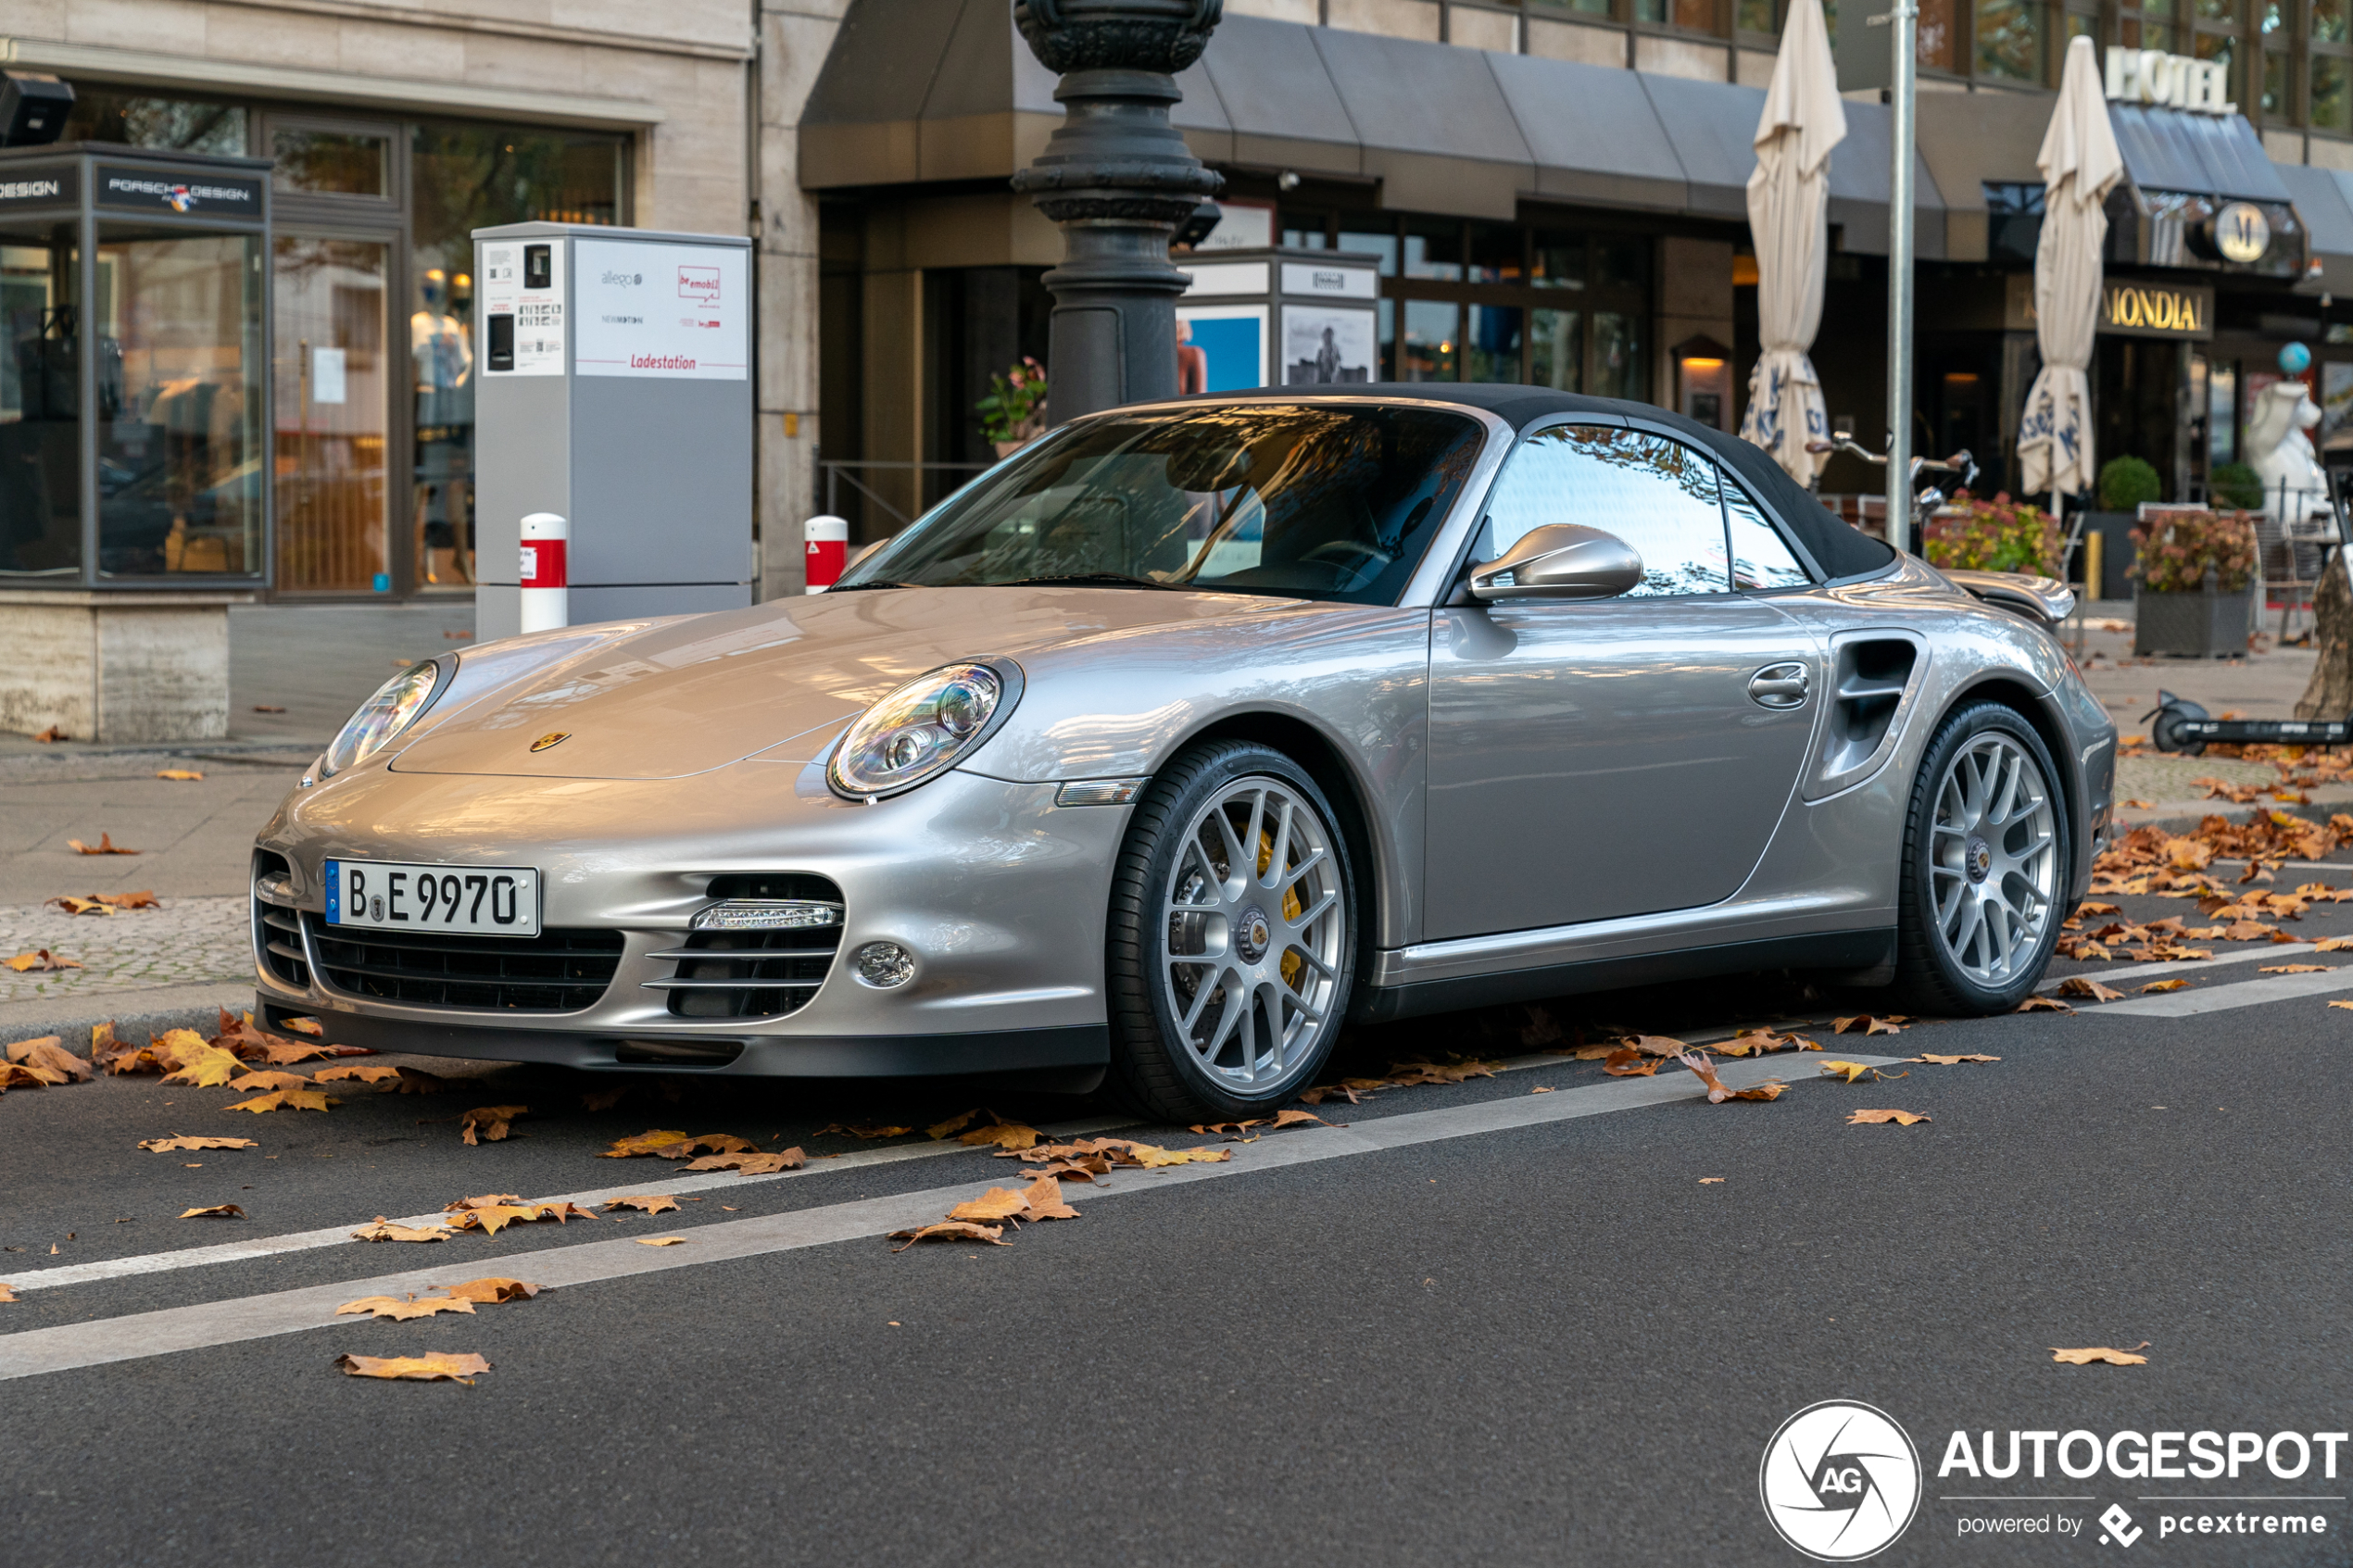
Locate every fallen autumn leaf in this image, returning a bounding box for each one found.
[602,1195,679,1215]
[138,1136,257,1152]
[459,1105,527,1144]
[225,1088,338,1114]
[2139,979,2193,994]
[179,1204,245,1218]
[155,769,203,782]
[888,1221,1008,1251]
[1847,1109,1932,1126]
[350,1217,451,1243]
[5,950,82,973]
[634,1236,686,1246]
[67,834,138,855]
[2055,976,2124,1002]
[335,1293,476,1322]
[434,1277,541,1303]
[334,1351,490,1384]
[2050,1344,2149,1366]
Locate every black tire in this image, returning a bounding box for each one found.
[1892,700,2072,1015]
[1104,740,1359,1123]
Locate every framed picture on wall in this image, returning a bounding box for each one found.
[1176,304,1268,393]
[1280,306,1375,385]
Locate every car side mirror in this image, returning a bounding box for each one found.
[1467,523,1643,602]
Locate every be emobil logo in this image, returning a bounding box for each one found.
[1759,1401,2347,1557]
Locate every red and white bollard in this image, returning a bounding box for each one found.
[804,514,849,594]
[519,512,570,633]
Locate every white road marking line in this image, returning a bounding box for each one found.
[2,1114,1133,1295]
[2042,941,2326,990]
[2076,966,2353,1017]
[0,1054,1897,1382]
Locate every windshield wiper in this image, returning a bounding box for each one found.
[825,579,920,591]
[996,572,1182,591]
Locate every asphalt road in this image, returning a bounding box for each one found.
[2,880,2349,1568]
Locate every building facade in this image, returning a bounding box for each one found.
[6,0,2353,617]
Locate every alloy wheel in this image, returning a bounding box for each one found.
[1928,732,2058,985]
[1157,775,1348,1095]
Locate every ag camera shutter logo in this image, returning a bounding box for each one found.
[1760,1400,1923,1561]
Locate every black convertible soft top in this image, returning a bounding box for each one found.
[1189,383,1899,583]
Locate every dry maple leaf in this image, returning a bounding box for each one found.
[5,949,82,973]
[2329,999,2353,1011]
[1025,1156,1111,1183]
[889,1220,1008,1251]
[814,1122,913,1140]
[1188,1120,1265,1136]
[226,1070,315,1094]
[2076,901,2120,915]
[435,1277,541,1303]
[2261,964,2330,973]
[226,1088,338,1114]
[2139,979,2193,994]
[600,1128,692,1158]
[634,1236,687,1247]
[2055,976,2123,1002]
[602,1194,680,1215]
[1602,1047,1660,1077]
[282,1017,324,1036]
[180,1204,245,1218]
[1674,1051,1785,1103]
[1832,1014,1906,1035]
[2315,936,2353,952]
[67,834,138,855]
[1124,1143,1231,1168]
[31,724,64,742]
[445,1192,523,1210]
[1387,1055,1504,1084]
[947,1186,1034,1223]
[94,889,157,910]
[334,1351,490,1385]
[46,897,114,917]
[685,1148,807,1174]
[336,1293,477,1322]
[350,1217,451,1243]
[1270,1109,1328,1129]
[1818,1060,1883,1084]
[925,1110,984,1140]
[315,1063,401,1085]
[459,1105,527,1144]
[138,1135,257,1152]
[0,1284,15,1302]
[258,1039,341,1065]
[1909,1053,2000,1065]
[160,1044,245,1088]
[0,1062,62,1091]
[1846,1109,1931,1126]
[1697,1177,1726,1184]
[7,1038,94,1082]
[1020,1174,1080,1221]
[958,1121,1042,1151]
[155,769,203,782]
[2015,995,2072,1013]
[2050,1343,2150,1366]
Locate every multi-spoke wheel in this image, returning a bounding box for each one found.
[1106,741,1357,1122]
[1894,702,2070,1013]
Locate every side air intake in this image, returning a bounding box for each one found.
[1806,633,1922,800]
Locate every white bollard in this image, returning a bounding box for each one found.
[804,514,849,594]
[519,512,570,633]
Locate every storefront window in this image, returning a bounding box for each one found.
[2264,49,2290,116]
[0,225,80,576]
[1402,299,1458,381]
[2195,31,2242,104]
[1533,236,1587,290]
[273,236,389,592]
[1466,306,1524,382]
[2318,0,2347,43]
[1530,308,1581,391]
[271,128,388,198]
[1635,0,1718,26]
[1468,223,1523,283]
[1337,230,1398,273]
[2196,0,2237,22]
[95,230,264,577]
[1594,311,1646,401]
[61,88,245,156]
[1738,0,1780,33]
[1403,220,1464,282]
[1280,208,1331,248]
[2315,55,2353,128]
[1975,0,2047,81]
[409,119,626,590]
[1919,0,1961,70]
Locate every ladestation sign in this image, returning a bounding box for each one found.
[2105,45,2235,114]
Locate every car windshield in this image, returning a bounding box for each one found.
[837,404,1487,605]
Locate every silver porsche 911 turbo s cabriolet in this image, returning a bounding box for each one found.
[252,386,2114,1121]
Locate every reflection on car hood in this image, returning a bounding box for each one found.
[388,586,1284,781]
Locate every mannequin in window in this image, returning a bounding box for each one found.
[1176,317,1207,396]
[412,268,474,585]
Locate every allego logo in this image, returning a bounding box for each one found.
[1760,1400,1924,1561]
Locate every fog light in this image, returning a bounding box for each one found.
[854,941,914,988]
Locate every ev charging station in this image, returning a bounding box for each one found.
[471,221,754,639]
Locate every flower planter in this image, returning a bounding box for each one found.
[2134,587,2254,657]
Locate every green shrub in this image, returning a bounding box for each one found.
[1922,492,2066,577]
[2129,509,2258,593]
[2208,461,2264,510]
[2096,456,2162,512]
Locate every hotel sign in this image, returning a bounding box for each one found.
[2101,280,2213,339]
[2106,46,2236,114]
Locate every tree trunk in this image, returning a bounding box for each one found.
[2295,551,2353,719]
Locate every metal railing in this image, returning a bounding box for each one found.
[816,459,992,532]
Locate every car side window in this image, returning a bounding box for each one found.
[1478,424,1730,596]
[1722,477,1812,590]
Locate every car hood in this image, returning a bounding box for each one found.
[388,587,1288,781]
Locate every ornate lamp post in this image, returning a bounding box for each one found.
[1013,0,1225,423]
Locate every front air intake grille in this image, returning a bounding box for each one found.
[303,914,623,1011]
[253,851,308,989]
[652,873,845,1019]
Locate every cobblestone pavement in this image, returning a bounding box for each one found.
[0,897,249,1007]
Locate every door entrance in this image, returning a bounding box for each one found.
[272,233,391,592]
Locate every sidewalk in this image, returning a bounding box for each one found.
[0,603,472,1042]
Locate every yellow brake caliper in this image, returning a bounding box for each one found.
[1258,828,1305,990]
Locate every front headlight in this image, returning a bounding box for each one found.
[828,659,1021,799]
[321,659,447,778]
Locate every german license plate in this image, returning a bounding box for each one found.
[325,859,541,937]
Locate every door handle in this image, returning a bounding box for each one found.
[1748,661,1810,709]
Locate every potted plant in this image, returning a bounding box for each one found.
[1921,491,2065,577]
[975,357,1048,458]
[2129,508,2259,657]
[2073,457,2164,600]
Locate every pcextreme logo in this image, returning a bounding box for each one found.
[1760,1400,1925,1561]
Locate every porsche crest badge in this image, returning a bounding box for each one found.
[530,732,572,753]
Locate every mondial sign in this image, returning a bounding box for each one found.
[2100,280,2214,340]
[2105,45,2236,114]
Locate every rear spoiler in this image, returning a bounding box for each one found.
[1941,569,2076,627]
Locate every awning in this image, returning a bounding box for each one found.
[2108,103,2290,203]
[799,0,1946,255]
[2278,162,2353,293]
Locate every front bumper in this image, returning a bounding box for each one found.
[250,759,1128,1079]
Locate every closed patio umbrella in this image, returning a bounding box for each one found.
[1739,0,1845,486]
[2019,34,2123,502]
